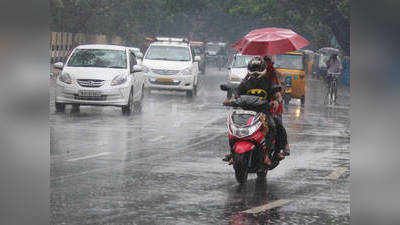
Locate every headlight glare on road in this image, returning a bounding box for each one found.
[111,75,127,86]
[59,72,72,84]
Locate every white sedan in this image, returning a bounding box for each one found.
[54,44,145,115]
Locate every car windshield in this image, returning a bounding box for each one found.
[67,49,127,68]
[232,55,253,68]
[274,54,304,70]
[145,46,191,61]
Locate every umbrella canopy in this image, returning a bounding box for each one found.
[232,28,310,56]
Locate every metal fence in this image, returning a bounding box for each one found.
[49,32,125,63]
[339,57,350,87]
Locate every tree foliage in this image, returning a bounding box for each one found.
[49,0,350,55]
[224,0,350,55]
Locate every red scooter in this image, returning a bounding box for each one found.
[221,85,281,184]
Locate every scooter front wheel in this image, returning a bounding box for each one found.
[256,169,267,179]
[233,154,249,184]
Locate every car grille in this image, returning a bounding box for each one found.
[74,95,107,101]
[151,69,180,75]
[149,80,181,86]
[77,79,105,88]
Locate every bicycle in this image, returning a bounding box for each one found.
[324,72,340,105]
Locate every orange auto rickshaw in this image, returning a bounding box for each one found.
[273,51,307,105]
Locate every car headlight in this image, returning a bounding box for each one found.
[111,74,127,86]
[179,68,192,76]
[141,65,150,73]
[59,72,72,84]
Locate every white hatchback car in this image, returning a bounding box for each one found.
[141,37,200,97]
[53,44,145,115]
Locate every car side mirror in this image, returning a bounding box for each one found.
[194,56,201,62]
[132,65,143,73]
[137,53,143,59]
[54,62,64,70]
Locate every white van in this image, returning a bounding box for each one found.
[141,37,200,97]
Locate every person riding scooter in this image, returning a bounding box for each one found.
[223,57,290,166]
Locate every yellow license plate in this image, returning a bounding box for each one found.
[156,78,173,82]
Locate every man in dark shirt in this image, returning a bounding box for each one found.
[224,57,290,166]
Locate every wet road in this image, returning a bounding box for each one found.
[50,67,350,225]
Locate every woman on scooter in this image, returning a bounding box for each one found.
[263,55,285,122]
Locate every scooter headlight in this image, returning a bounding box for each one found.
[230,121,262,138]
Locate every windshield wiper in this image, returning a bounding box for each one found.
[69,65,94,67]
[107,66,125,69]
[148,58,169,60]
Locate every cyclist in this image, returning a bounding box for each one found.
[326,54,342,84]
[325,54,342,104]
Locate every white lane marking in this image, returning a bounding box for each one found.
[327,167,347,179]
[67,152,112,162]
[241,199,292,214]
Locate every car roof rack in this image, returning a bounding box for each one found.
[189,41,204,45]
[154,37,189,43]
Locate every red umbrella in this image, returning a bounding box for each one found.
[232,27,310,56]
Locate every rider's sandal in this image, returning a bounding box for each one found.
[276,151,286,160]
[223,153,232,162]
[283,144,290,156]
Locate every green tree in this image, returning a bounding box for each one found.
[225,0,350,55]
[49,0,350,55]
